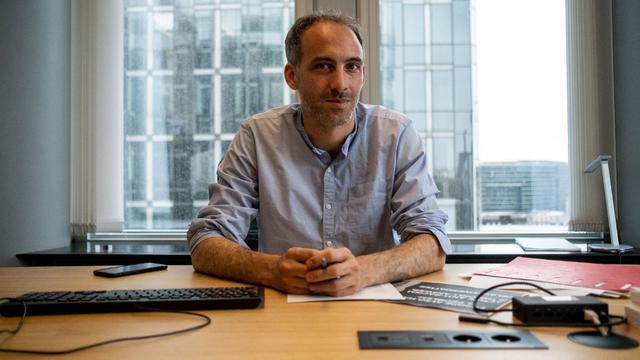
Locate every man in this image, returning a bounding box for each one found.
[187,11,451,296]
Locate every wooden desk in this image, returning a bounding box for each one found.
[1,264,638,359]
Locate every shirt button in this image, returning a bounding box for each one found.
[326,240,333,247]
[327,167,332,173]
[325,203,332,210]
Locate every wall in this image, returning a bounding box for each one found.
[0,0,70,265]
[612,0,640,248]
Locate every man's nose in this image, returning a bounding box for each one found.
[329,66,348,92]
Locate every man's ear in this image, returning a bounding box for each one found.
[284,63,298,90]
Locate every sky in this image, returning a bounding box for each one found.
[475,0,568,162]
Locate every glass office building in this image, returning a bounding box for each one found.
[477,161,569,227]
[123,0,294,229]
[380,0,476,230]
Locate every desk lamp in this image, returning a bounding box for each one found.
[584,155,633,253]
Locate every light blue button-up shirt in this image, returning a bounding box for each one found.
[187,103,451,256]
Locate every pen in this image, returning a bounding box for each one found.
[320,256,340,280]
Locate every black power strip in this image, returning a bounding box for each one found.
[358,330,547,349]
[512,295,608,324]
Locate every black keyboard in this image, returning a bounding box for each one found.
[0,286,263,316]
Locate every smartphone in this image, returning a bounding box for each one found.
[93,262,168,278]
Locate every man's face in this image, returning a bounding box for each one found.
[284,22,365,128]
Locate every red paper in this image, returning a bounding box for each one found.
[478,257,640,292]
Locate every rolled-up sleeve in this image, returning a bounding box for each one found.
[389,122,452,254]
[187,122,259,252]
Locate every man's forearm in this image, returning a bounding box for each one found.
[357,233,446,287]
[191,237,280,288]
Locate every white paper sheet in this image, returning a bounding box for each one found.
[515,237,582,252]
[287,283,404,303]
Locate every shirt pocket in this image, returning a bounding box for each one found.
[346,179,390,253]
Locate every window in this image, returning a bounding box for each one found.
[89,0,607,239]
[379,0,568,232]
[123,0,295,230]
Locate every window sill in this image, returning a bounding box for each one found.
[447,240,637,264]
[16,238,639,266]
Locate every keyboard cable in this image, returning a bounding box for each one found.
[0,297,212,355]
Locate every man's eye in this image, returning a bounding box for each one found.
[315,64,331,71]
[346,63,362,72]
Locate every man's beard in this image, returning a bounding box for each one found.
[302,89,358,130]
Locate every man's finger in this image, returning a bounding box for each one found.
[279,258,312,278]
[284,247,320,262]
[306,263,345,283]
[308,275,351,294]
[305,255,327,270]
[305,247,352,269]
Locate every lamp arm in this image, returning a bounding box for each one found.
[600,161,619,247]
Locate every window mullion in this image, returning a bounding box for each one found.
[356,0,380,105]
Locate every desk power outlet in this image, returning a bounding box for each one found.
[512,295,608,325]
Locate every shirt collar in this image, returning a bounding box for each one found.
[293,103,363,158]
[340,103,363,156]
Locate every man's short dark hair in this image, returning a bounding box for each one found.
[284,10,364,66]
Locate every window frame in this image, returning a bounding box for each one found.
[74,0,611,243]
